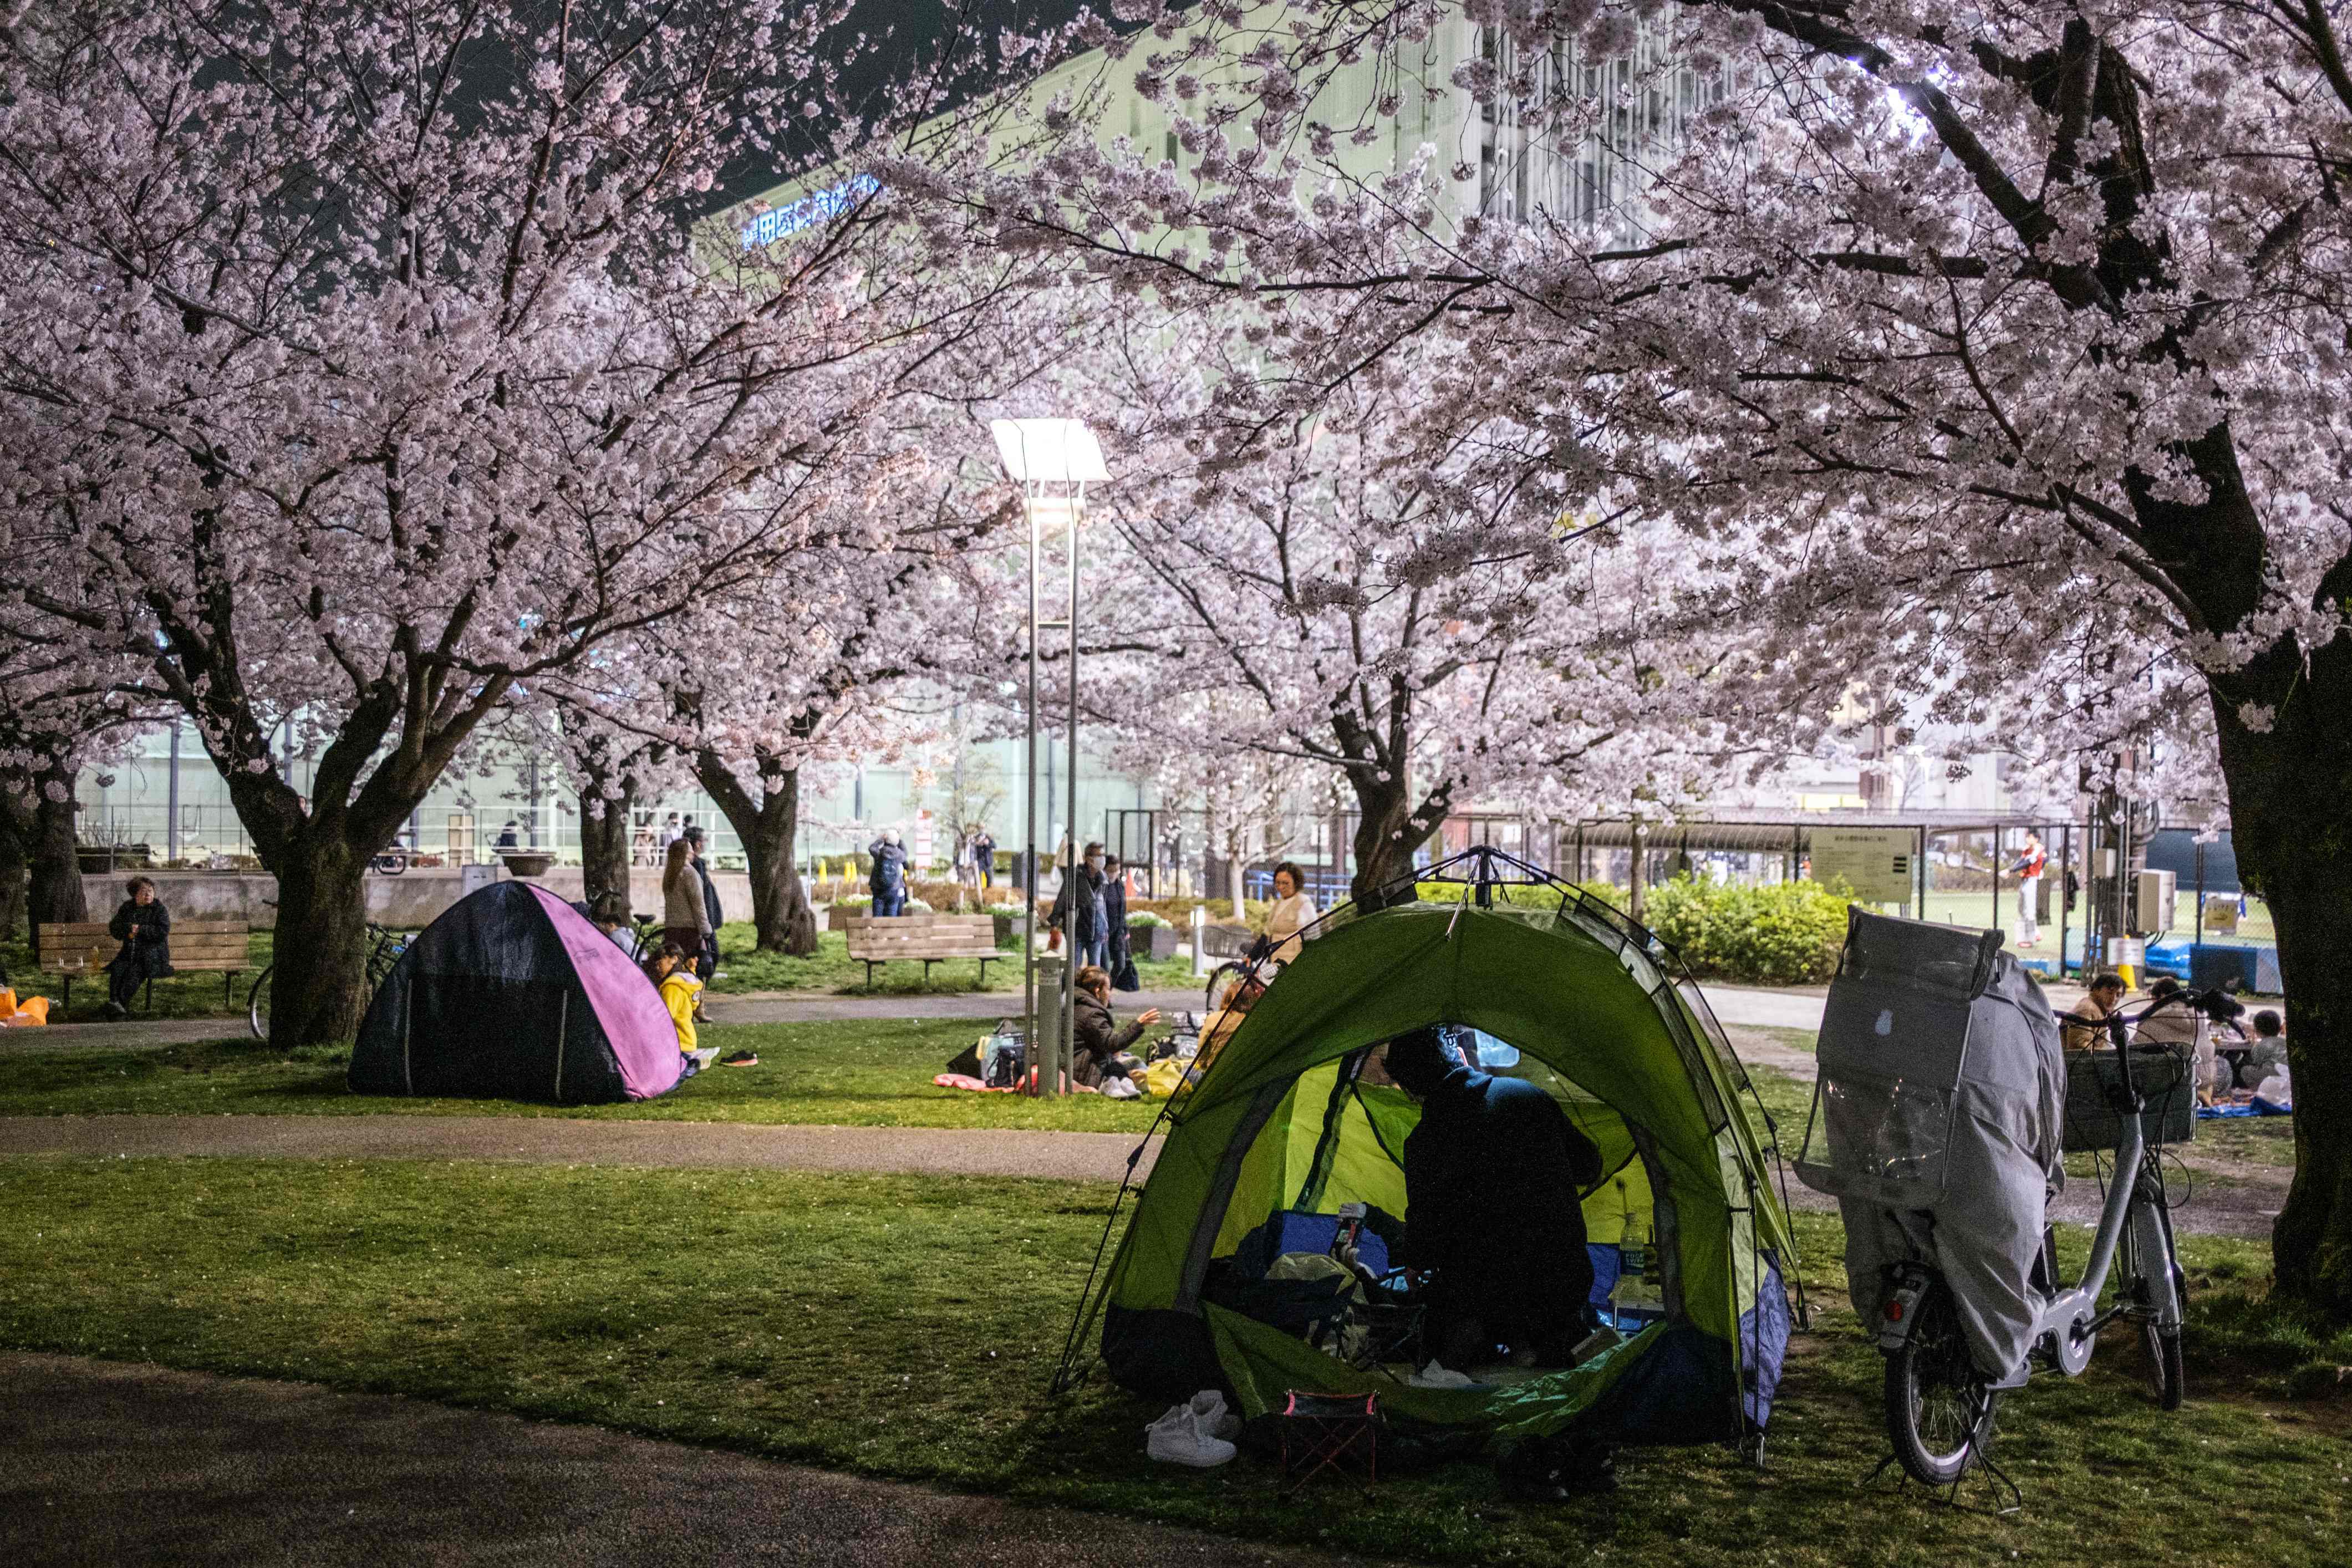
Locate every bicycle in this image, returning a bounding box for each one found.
[247,923,409,1040]
[1880,985,2234,1492]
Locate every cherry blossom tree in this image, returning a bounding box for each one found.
[966,0,2352,1313]
[0,1,1076,1041]
[1054,306,1726,909]
[0,603,152,950]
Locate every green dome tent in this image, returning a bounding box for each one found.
[1062,854,1802,1456]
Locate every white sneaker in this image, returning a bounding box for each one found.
[1408,1359,1482,1389]
[1145,1402,1236,1467]
[1187,1389,1241,1440]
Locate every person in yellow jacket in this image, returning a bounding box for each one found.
[648,940,755,1069]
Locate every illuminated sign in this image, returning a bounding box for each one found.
[739,174,880,248]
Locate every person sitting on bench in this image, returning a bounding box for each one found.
[103,875,174,1020]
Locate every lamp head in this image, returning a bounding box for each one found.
[989,418,1109,485]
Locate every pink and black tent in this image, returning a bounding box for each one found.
[350,881,684,1104]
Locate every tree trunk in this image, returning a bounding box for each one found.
[694,752,816,956]
[577,778,637,905]
[0,779,30,951]
[26,762,88,959]
[2212,654,2352,1320]
[1347,772,1450,912]
[265,837,371,1045]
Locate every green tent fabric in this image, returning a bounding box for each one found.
[1093,898,1798,1449]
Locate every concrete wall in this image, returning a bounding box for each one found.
[78,867,762,930]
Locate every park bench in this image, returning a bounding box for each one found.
[37,919,252,1016]
[844,913,1001,987]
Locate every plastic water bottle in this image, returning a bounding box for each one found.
[1609,1211,1665,1327]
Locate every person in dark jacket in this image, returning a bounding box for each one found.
[103,875,174,1018]
[1101,854,1138,990]
[1071,965,1160,1088]
[683,825,725,973]
[868,829,910,917]
[1384,1025,1616,1500]
[1048,842,1108,966]
[1384,1025,1603,1367]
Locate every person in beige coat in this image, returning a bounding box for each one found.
[663,836,711,967]
[1261,862,1318,965]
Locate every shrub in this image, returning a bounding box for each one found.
[1642,876,1851,986]
[1127,911,1169,930]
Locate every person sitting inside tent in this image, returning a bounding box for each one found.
[1383,1025,1605,1367]
[1383,1024,1616,1498]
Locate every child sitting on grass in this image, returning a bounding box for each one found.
[646,940,752,1070]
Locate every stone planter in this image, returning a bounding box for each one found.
[992,913,1019,948]
[827,903,872,932]
[1129,923,1180,961]
[501,853,554,878]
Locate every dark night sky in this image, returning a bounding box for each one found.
[710,0,1116,206]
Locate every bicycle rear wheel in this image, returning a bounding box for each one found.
[1885,1279,1997,1486]
[247,965,272,1040]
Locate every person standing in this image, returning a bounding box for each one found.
[970,825,996,892]
[1102,853,1138,990]
[662,836,711,971]
[658,812,683,854]
[101,875,173,1019]
[684,825,724,978]
[2007,831,2049,948]
[495,819,520,852]
[1261,861,1319,966]
[869,828,910,917]
[1051,842,1109,968]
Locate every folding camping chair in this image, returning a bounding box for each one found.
[1276,1390,1381,1495]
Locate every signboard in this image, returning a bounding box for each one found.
[1809,828,1915,905]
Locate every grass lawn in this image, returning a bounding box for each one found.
[704,924,1200,998]
[0,1157,2343,1567]
[3,930,277,1022]
[0,1019,1165,1133]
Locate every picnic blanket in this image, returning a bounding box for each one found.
[933,1071,1097,1094]
[2196,1099,2292,1119]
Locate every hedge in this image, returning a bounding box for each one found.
[1642,875,1852,987]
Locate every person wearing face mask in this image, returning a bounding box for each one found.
[1049,842,1110,969]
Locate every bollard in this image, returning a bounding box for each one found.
[1191,905,1209,979]
[1035,954,1063,1097]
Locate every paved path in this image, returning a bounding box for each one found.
[0,1115,1159,1184]
[4,978,1821,1051]
[0,1353,1374,1568]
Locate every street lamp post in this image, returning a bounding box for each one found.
[990,419,1109,1098]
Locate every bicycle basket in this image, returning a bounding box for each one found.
[2061,1045,2196,1153]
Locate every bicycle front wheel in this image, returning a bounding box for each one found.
[2125,1189,2187,1411]
[1885,1279,1997,1486]
[248,965,273,1040]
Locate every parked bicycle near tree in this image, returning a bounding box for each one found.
[1796,912,2229,1498]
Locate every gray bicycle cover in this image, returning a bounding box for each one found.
[1796,910,2065,1380]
